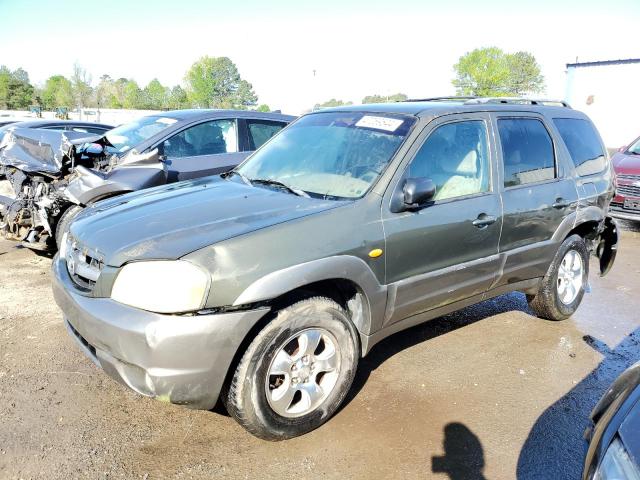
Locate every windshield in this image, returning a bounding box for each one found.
[236,112,414,199]
[628,137,640,155]
[105,116,178,153]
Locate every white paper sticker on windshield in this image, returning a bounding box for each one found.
[355,115,403,132]
[157,117,177,125]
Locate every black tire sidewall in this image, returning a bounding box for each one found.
[55,205,83,248]
[238,299,358,439]
[551,236,589,317]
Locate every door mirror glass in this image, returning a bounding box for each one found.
[403,177,436,209]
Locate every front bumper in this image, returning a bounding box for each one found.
[52,254,270,410]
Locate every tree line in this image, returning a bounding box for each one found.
[1,47,545,113]
[0,56,270,112]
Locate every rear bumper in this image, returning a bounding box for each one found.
[52,254,270,410]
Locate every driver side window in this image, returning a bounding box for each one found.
[406,120,490,201]
[161,119,238,158]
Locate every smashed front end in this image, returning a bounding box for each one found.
[0,128,116,249]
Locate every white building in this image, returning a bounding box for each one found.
[565,58,640,149]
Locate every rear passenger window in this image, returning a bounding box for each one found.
[553,118,606,176]
[498,118,555,187]
[247,120,286,150]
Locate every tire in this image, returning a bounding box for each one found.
[528,234,589,321]
[55,205,83,248]
[223,296,359,440]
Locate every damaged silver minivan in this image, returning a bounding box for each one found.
[0,109,293,249]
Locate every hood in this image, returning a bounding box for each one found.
[0,127,76,174]
[70,176,345,267]
[0,128,101,175]
[612,151,640,175]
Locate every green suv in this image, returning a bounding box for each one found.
[52,98,618,440]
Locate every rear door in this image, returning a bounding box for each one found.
[493,113,578,286]
[381,113,503,324]
[160,118,248,182]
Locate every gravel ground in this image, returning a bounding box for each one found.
[0,222,639,479]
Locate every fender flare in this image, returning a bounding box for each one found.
[232,255,388,336]
[551,206,605,243]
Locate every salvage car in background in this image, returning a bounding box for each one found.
[53,98,618,440]
[0,119,114,137]
[583,362,640,479]
[0,109,293,249]
[610,134,640,222]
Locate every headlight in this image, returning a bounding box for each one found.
[111,261,210,313]
[594,437,640,480]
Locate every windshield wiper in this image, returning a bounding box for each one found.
[250,178,310,197]
[222,169,252,186]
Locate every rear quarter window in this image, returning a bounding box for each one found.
[552,118,607,176]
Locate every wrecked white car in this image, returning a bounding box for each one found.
[0,109,293,249]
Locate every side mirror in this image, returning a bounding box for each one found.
[618,145,627,153]
[403,177,436,209]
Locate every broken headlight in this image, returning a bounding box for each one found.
[111,260,210,313]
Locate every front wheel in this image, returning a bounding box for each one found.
[223,297,359,440]
[528,234,589,321]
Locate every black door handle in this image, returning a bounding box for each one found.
[472,214,497,228]
[553,198,570,209]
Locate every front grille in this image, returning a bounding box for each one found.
[616,184,640,197]
[65,236,104,292]
[616,174,640,182]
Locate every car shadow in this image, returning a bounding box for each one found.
[15,243,55,259]
[432,422,488,480]
[516,327,640,480]
[346,291,532,403]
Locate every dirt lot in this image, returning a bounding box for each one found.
[0,223,639,480]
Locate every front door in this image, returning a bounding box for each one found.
[382,114,502,325]
[160,119,247,182]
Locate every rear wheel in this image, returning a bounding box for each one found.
[223,297,359,440]
[528,234,589,321]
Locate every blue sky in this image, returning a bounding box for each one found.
[1,0,639,113]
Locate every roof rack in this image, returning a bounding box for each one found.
[405,96,479,102]
[404,96,571,108]
[463,97,571,108]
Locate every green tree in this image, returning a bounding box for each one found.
[71,62,93,108]
[362,93,407,103]
[94,74,114,109]
[506,51,545,96]
[256,104,270,112]
[41,75,74,110]
[122,80,142,109]
[0,66,35,109]
[184,56,258,109]
[0,66,11,108]
[167,85,189,110]
[314,98,353,110]
[452,47,544,97]
[6,77,34,109]
[142,78,169,109]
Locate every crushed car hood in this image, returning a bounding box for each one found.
[0,128,101,175]
[70,176,345,267]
